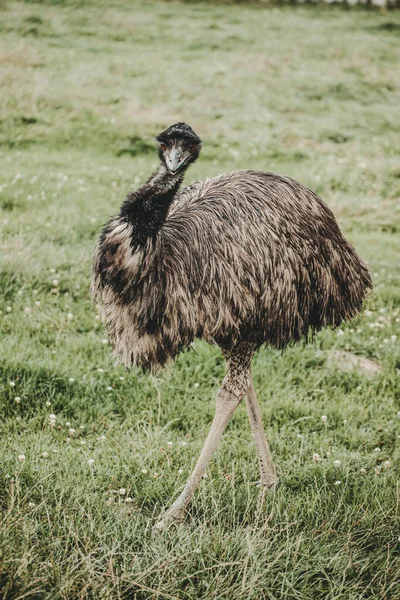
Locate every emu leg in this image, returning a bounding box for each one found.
[245,372,277,489]
[154,384,243,530]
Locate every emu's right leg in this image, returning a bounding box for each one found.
[154,355,250,531]
[245,372,277,489]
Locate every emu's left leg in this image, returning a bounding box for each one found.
[154,352,251,530]
[245,372,277,489]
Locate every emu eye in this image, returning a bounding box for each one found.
[190,144,197,151]
[160,143,167,151]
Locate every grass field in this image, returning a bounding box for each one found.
[1,1,400,598]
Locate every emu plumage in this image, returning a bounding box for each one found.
[92,123,371,527]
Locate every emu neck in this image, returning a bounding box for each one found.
[120,165,184,246]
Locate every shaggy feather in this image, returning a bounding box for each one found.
[92,129,372,371]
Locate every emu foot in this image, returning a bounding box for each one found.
[255,473,279,491]
[153,505,186,533]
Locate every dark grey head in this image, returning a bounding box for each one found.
[156,123,202,174]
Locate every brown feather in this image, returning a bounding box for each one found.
[92,169,372,371]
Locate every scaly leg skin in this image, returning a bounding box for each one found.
[153,355,251,532]
[245,372,278,490]
[153,386,243,532]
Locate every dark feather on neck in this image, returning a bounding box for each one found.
[120,164,184,247]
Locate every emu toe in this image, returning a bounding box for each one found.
[255,474,279,491]
[153,506,186,534]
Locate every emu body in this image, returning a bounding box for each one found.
[92,123,371,527]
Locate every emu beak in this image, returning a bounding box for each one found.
[165,147,184,174]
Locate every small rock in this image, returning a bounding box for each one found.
[326,350,381,377]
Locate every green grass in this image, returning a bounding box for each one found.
[1,1,400,598]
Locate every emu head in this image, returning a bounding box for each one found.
[156,123,202,174]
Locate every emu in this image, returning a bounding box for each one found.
[92,123,371,528]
